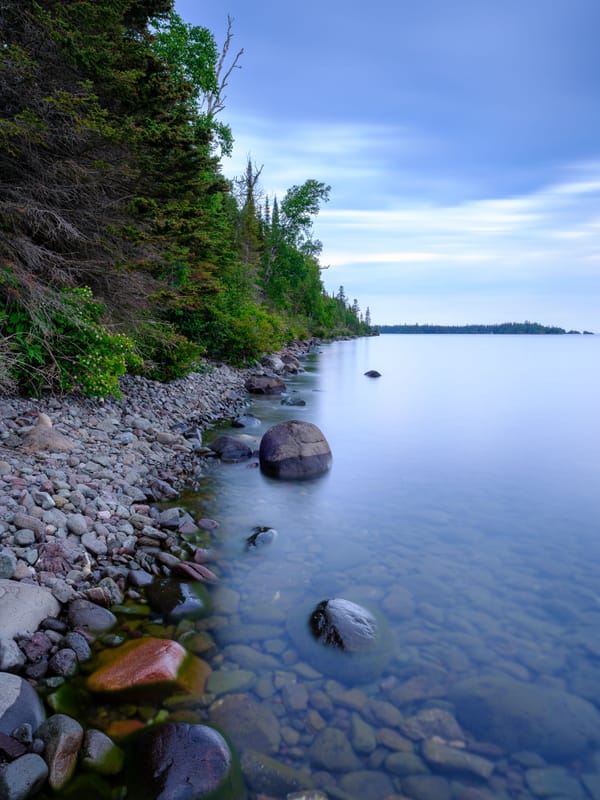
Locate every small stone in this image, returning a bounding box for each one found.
[66,514,88,536]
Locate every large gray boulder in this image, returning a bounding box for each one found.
[0,580,60,640]
[259,420,332,479]
[450,675,600,759]
[0,673,46,735]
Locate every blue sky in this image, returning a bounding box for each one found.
[175,0,600,329]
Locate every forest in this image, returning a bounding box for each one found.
[378,322,579,335]
[0,1,370,398]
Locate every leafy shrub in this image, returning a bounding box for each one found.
[0,285,141,398]
[131,320,203,381]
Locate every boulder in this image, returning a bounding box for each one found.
[145,579,210,621]
[245,375,286,395]
[308,727,361,772]
[259,420,332,480]
[246,526,278,549]
[0,580,60,640]
[260,354,285,372]
[0,673,46,735]
[21,413,74,453]
[287,599,394,684]
[450,675,600,759]
[129,723,244,800]
[310,598,377,651]
[86,637,210,698]
[208,435,253,462]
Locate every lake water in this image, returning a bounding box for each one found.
[89,335,600,799]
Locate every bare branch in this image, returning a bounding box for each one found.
[206,15,243,117]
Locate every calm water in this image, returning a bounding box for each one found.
[87,335,600,799]
[189,335,600,798]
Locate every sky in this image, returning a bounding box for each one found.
[174,0,600,329]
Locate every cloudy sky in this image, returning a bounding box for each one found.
[174,0,600,329]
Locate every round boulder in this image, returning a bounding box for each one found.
[287,599,394,684]
[259,420,332,480]
[129,722,244,800]
[310,598,377,652]
[0,673,46,735]
[245,375,286,395]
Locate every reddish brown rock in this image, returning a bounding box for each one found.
[86,637,210,697]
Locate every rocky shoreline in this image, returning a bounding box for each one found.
[0,343,317,799]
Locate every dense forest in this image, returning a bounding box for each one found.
[0,1,370,398]
[378,322,590,335]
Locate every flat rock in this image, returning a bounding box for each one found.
[450,675,600,759]
[87,637,210,697]
[241,750,314,796]
[0,579,60,639]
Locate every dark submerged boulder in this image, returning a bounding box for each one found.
[145,579,210,622]
[208,435,253,462]
[129,722,244,800]
[364,370,381,378]
[259,420,332,480]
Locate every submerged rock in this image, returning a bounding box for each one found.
[208,435,253,462]
[287,598,394,684]
[450,675,600,759]
[246,526,278,549]
[259,420,332,480]
[145,578,210,621]
[129,723,244,800]
[310,598,377,652]
[364,370,381,378]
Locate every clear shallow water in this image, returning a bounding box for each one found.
[186,335,600,798]
[96,335,600,799]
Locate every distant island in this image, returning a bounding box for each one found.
[378,322,594,335]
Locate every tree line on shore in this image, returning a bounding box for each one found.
[0,2,370,398]
[378,322,594,335]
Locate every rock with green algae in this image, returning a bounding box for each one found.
[80,729,124,775]
[86,637,211,699]
[240,749,314,796]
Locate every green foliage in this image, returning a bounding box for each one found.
[131,320,203,381]
[0,285,141,398]
[1,1,369,397]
